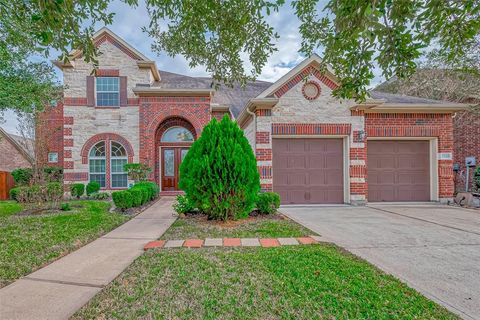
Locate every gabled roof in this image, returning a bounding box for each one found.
[256,54,339,98]
[0,128,34,164]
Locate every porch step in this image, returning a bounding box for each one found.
[160,191,185,197]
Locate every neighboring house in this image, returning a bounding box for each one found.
[0,127,33,172]
[46,27,467,204]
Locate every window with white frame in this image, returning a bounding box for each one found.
[89,141,106,188]
[110,141,128,188]
[96,77,119,107]
[48,152,58,163]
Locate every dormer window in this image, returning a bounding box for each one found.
[96,77,119,107]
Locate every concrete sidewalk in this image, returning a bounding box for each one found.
[0,198,176,320]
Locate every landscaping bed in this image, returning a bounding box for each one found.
[0,200,130,288]
[160,213,314,240]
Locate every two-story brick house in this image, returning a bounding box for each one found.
[48,27,466,204]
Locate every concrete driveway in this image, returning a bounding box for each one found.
[281,204,480,320]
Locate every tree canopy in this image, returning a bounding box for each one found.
[0,0,479,114]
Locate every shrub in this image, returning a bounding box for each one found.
[11,168,33,186]
[131,185,149,204]
[179,116,260,220]
[90,192,110,200]
[9,187,20,201]
[46,182,63,203]
[474,166,480,190]
[129,188,143,207]
[173,195,194,214]
[256,192,281,214]
[112,190,133,211]
[43,166,63,183]
[70,184,85,199]
[124,163,152,182]
[134,181,159,200]
[86,181,100,196]
[60,203,71,211]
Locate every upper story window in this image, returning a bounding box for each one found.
[96,77,119,107]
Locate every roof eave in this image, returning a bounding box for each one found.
[137,61,161,81]
[353,103,470,113]
[236,97,279,126]
[132,87,214,97]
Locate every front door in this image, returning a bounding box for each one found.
[161,147,189,191]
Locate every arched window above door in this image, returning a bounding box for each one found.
[161,126,194,142]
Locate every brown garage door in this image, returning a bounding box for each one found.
[368,140,430,202]
[272,138,344,204]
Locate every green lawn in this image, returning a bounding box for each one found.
[74,245,457,319]
[75,214,457,319]
[0,200,129,288]
[160,214,315,240]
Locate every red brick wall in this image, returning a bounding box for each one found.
[212,110,230,121]
[453,110,480,191]
[139,96,211,184]
[37,102,64,168]
[365,113,454,199]
[0,135,31,172]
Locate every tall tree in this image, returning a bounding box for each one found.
[1,0,479,111]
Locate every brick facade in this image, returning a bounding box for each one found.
[0,132,32,172]
[38,103,64,167]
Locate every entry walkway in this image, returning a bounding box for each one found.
[0,198,177,320]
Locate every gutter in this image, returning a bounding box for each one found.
[246,106,256,153]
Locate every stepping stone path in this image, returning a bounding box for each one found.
[144,236,321,251]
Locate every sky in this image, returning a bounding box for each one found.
[1,0,384,134]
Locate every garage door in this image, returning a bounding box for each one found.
[368,140,430,202]
[272,138,344,204]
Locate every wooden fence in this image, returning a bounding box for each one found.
[0,171,15,200]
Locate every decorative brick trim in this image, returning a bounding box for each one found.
[353,130,365,143]
[301,81,321,100]
[350,148,367,160]
[64,117,74,125]
[127,98,140,106]
[350,182,367,195]
[64,150,72,158]
[256,132,270,144]
[261,184,273,192]
[256,149,272,161]
[80,133,134,165]
[366,126,441,137]
[64,97,88,106]
[64,161,74,169]
[64,172,88,181]
[272,123,351,135]
[95,69,119,77]
[258,166,272,179]
[255,109,272,116]
[63,128,72,136]
[350,165,367,178]
[351,110,364,116]
[273,65,338,98]
[64,139,73,147]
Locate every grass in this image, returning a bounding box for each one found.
[74,245,457,320]
[160,214,315,240]
[0,200,130,288]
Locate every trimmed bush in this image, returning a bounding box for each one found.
[134,181,159,200]
[112,191,133,211]
[173,195,194,214]
[90,192,110,200]
[70,184,85,199]
[179,116,260,220]
[129,189,143,207]
[86,181,101,196]
[11,168,33,186]
[256,192,281,214]
[131,186,149,204]
[46,182,63,203]
[9,187,20,201]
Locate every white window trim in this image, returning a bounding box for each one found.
[110,141,128,189]
[47,152,58,163]
[88,142,106,188]
[95,77,120,107]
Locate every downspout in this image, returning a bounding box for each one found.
[246,106,256,153]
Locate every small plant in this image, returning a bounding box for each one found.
[60,203,71,211]
[129,188,143,207]
[9,187,20,201]
[90,192,110,200]
[124,163,152,182]
[474,166,480,191]
[86,181,101,196]
[173,195,194,214]
[112,190,133,211]
[43,166,63,183]
[46,182,63,204]
[256,192,281,214]
[70,183,85,199]
[11,168,33,186]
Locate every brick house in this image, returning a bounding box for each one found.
[0,127,33,172]
[47,27,467,204]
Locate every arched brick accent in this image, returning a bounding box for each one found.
[80,133,134,165]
